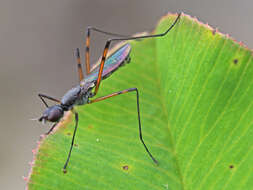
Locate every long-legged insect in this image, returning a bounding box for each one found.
[37,13,181,173]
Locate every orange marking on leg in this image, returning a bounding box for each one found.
[85,35,90,74]
[122,89,128,94]
[102,48,109,58]
[76,49,84,81]
[85,52,90,74]
[95,48,109,94]
[86,38,90,47]
[77,59,83,80]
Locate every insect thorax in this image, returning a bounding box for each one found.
[61,81,95,109]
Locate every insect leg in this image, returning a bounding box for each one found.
[75,48,84,82]
[85,27,129,75]
[94,13,181,95]
[45,122,58,135]
[89,87,158,165]
[63,111,79,173]
[38,93,61,108]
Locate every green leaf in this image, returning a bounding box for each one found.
[27,13,253,190]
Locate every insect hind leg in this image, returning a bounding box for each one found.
[89,87,158,165]
[93,13,181,95]
[84,26,130,75]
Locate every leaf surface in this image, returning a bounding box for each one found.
[28,13,253,190]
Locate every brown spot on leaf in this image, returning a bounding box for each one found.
[229,165,234,169]
[66,132,71,136]
[122,165,129,170]
[233,59,238,65]
[74,144,78,147]
[88,125,93,129]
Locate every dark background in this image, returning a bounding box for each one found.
[0,0,252,189]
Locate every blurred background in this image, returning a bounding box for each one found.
[0,0,252,189]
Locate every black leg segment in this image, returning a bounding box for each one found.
[38,93,61,108]
[63,112,79,173]
[45,122,58,135]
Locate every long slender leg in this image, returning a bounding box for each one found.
[38,93,61,108]
[85,27,130,75]
[75,48,84,82]
[94,13,181,95]
[45,122,58,135]
[63,112,79,173]
[89,87,158,165]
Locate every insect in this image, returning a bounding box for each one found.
[37,13,181,173]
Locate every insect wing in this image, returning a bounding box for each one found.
[85,43,131,83]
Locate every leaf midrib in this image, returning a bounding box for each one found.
[148,28,185,189]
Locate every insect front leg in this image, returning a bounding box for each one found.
[38,93,61,108]
[63,111,79,173]
[45,122,58,135]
